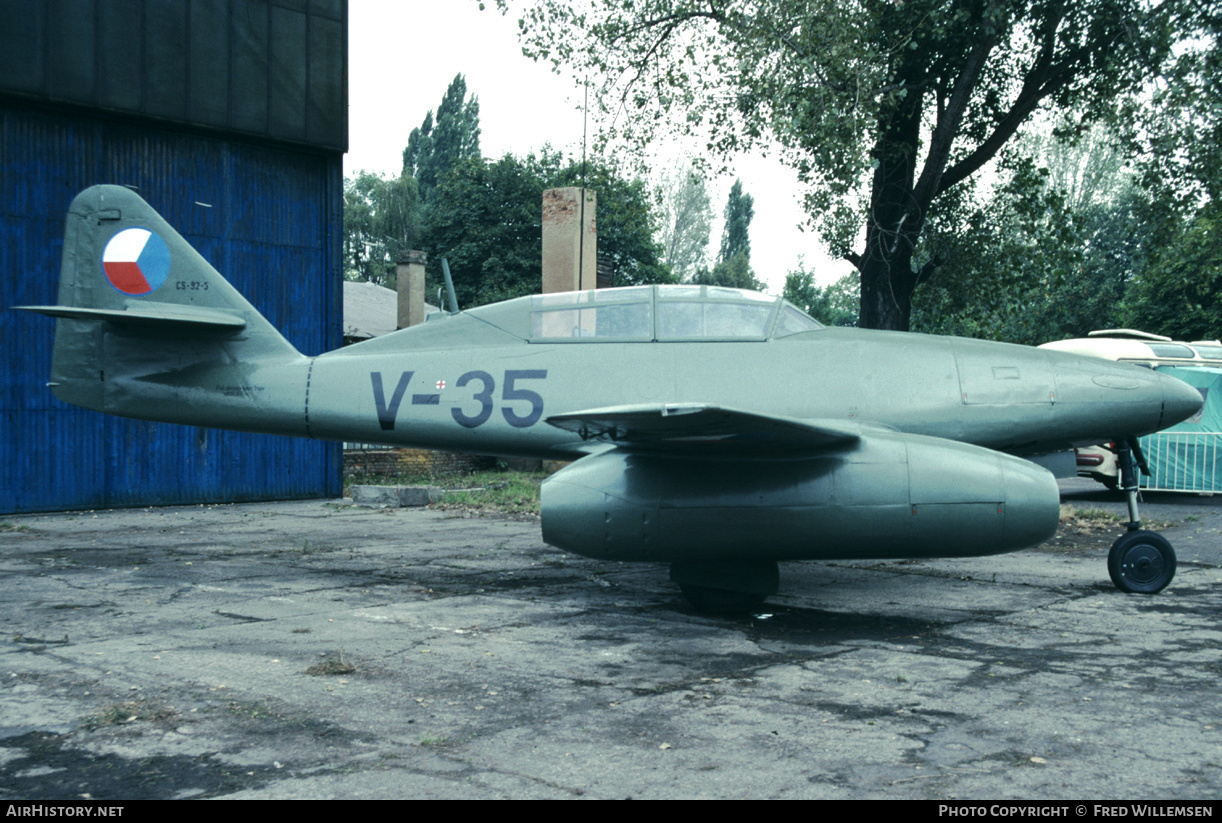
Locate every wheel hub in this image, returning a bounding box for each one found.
[1121,544,1165,585]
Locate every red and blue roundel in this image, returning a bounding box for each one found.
[101,228,171,295]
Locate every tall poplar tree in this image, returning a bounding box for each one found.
[718,179,754,263]
[694,179,763,290]
[403,74,482,206]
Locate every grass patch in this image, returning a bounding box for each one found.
[436,470,544,516]
[344,462,548,516]
[1058,505,1174,534]
[1058,506,1125,536]
[1040,505,1178,553]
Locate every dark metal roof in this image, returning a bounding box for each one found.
[342,280,438,340]
[0,0,347,152]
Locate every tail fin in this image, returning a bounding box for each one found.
[17,186,308,432]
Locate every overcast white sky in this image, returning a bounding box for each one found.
[345,0,853,292]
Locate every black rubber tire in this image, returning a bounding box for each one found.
[1108,530,1176,594]
[679,584,767,613]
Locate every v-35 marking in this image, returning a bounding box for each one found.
[371,369,548,431]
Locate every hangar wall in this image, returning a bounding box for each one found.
[0,0,346,513]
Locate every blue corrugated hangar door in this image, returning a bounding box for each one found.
[1,104,343,513]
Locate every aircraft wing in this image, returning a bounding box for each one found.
[545,404,864,455]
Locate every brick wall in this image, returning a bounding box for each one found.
[343,449,495,478]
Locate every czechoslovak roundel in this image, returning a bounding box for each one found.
[102,228,171,295]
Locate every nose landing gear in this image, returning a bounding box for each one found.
[1108,438,1176,594]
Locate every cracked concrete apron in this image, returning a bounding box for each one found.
[1,481,1220,799]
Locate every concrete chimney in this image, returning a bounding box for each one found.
[396,250,427,329]
[542,187,597,293]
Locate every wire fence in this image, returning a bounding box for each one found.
[1140,432,1222,493]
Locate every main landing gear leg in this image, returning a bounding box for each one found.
[1107,438,1176,594]
[670,560,778,613]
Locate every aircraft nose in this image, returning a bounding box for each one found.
[1158,371,1204,429]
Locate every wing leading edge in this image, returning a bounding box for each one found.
[546,403,866,455]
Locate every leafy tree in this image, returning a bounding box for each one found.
[504,0,1213,331]
[561,158,675,288]
[784,266,858,327]
[1112,8,1222,339]
[342,171,421,285]
[1122,205,1222,341]
[655,159,712,280]
[909,104,1222,348]
[421,154,545,307]
[403,74,482,206]
[692,250,764,291]
[1133,4,1222,216]
[1031,122,1136,216]
[424,151,672,307]
[351,70,670,306]
[909,148,1147,345]
[718,179,754,263]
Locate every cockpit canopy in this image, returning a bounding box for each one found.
[469,284,822,342]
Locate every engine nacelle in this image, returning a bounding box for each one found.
[541,430,1059,562]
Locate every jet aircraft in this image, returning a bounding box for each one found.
[18,186,1204,609]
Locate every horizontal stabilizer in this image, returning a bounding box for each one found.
[15,302,246,330]
[546,403,862,455]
